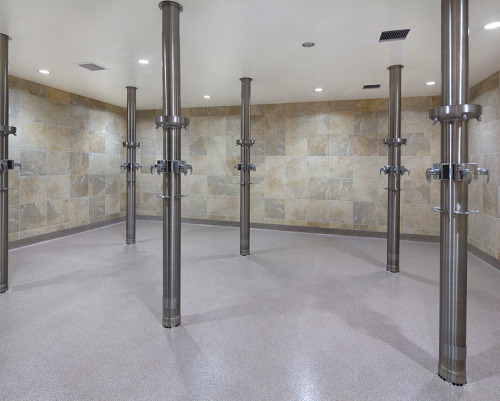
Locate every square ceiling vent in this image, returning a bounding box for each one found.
[78,62,108,71]
[379,29,411,42]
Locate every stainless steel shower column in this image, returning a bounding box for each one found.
[0,34,20,294]
[380,65,408,273]
[426,0,489,385]
[235,77,255,256]
[121,86,141,244]
[152,1,191,328]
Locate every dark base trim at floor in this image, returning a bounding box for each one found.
[9,217,125,250]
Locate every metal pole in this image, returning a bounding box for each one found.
[382,65,407,273]
[152,1,191,328]
[235,77,255,256]
[427,0,489,385]
[122,86,140,245]
[0,34,20,294]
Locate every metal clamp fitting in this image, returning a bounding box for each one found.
[151,160,192,175]
[383,138,407,146]
[236,139,255,146]
[123,141,140,148]
[155,115,190,130]
[0,160,21,171]
[380,165,409,176]
[234,163,256,172]
[429,104,482,124]
[426,163,450,182]
[454,163,477,184]
[0,125,17,136]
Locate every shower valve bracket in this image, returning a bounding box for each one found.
[155,115,190,130]
[426,163,450,182]
[121,162,142,171]
[151,160,192,175]
[380,165,409,176]
[383,138,407,146]
[429,104,482,124]
[236,139,255,146]
[0,159,21,171]
[234,163,256,172]
[123,141,140,148]
[0,125,16,136]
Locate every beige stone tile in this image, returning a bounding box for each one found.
[105,174,121,195]
[401,110,432,134]
[265,104,285,115]
[401,156,432,179]
[265,157,286,177]
[265,198,285,219]
[353,202,378,225]
[70,129,90,152]
[70,103,90,130]
[206,116,226,137]
[354,99,378,111]
[402,97,431,109]
[265,114,285,136]
[308,177,329,200]
[47,99,70,126]
[354,111,378,133]
[105,193,120,216]
[8,175,19,205]
[8,76,20,91]
[47,176,70,200]
[308,113,330,135]
[329,178,353,201]
[205,106,225,117]
[285,134,308,156]
[354,134,378,156]
[89,175,105,197]
[70,175,88,198]
[189,175,207,195]
[225,196,239,217]
[377,99,389,111]
[475,88,500,124]
[470,71,498,100]
[47,199,69,226]
[483,214,499,251]
[105,154,120,176]
[403,180,431,204]
[18,79,46,96]
[330,111,355,136]
[284,102,308,115]
[403,133,432,156]
[285,219,307,227]
[139,192,156,211]
[285,176,307,199]
[285,114,308,136]
[402,204,430,230]
[353,179,378,202]
[329,200,353,224]
[89,109,106,133]
[20,202,47,231]
[89,195,106,218]
[46,150,70,175]
[331,100,354,112]
[285,156,307,177]
[207,195,227,216]
[307,156,329,178]
[329,134,353,156]
[189,194,208,215]
[330,156,353,179]
[483,183,498,217]
[285,199,308,221]
[307,199,329,223]
[353,156,378,179]
[18,121,45,149]
[46,125,70,151]
[308,135,328,156]
[88,153,105,175]
[378,110,389,138]
[70,152,89,175]
[251,104,266,116]
[19,176,46,204]
[69,197,89,221]
[20,149,46,176]
[190,107,207,117]
[8,205,20,235]
[264,177,285,199]
[47,87,70,103]
[307,102,331,113]
[19,93,46,123]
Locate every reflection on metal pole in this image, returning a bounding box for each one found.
[121,86,141,245]
[234,78,255,256]
[426,0,489,385]
[152,1,191,328]
[0,34,21,294]
[380,65,408,273]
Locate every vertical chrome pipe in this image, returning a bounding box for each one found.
[125,86,137,244]
[157,1,188,328]
[239,77,252,256]
[0,34,11,294]
[386,65,404,273]
[438,0,469,385]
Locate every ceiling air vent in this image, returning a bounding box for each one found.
[379,29,410,42]
[363,84,381,90]
[78,62,108,72]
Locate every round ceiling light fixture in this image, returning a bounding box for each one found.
[302,41,315,48]
[138,59,150,64]
[484,21,500,30]
[425,81,437,86]
[203,95,211,99]
[38,69,50,74]
[314,87,324,92]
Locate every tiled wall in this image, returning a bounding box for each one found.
[8,77,127,241]
[469,71,500,260]
[136,98,443,235]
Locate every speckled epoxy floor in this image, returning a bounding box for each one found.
[0,221,499,401]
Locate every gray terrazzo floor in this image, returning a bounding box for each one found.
[0,221,499,401]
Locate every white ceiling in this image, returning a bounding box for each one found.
[0,0,499,110]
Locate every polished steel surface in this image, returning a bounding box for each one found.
[437,0,471,385]
[159,1,184,328]
[386,65,404,273]
[125,86,137,245]
[239,77,252,256]
[0,34,10,293]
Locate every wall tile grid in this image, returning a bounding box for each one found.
[8,76,127,241]
[136,96,443,237]
[469,71,500,260]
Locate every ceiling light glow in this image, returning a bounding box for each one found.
[302,41,315,48]
[138,59,150,64]
[314,88,323,92]
[203,95,211,99]
[425,81,437,86]
[484,21,500,30]
[38,69,50,74]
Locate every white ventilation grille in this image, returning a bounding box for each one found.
[363,84,381,90]
[379,29,411,42]
[78,62,108,72]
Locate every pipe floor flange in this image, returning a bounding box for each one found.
[386,265,399,273]
[0,284,8,293]
[240,250,250,256]
[162,315,181,328]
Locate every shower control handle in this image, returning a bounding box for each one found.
[477,168,490,184]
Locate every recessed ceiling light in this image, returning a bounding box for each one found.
[138,59,150,64]
[425,81,437,86]
[203,95,211,99]
[314,88,323,92]
[484,21,500,30]
[38,69,50,74]
[302,41,315,48]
